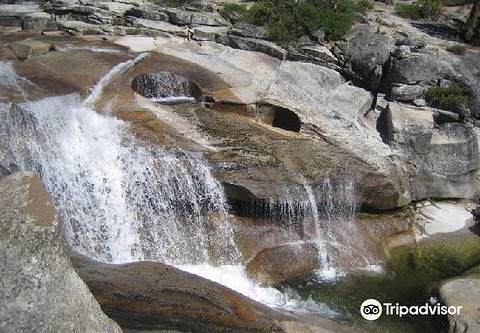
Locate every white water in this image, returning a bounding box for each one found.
[179,264,339,318]
[83,52,149,107]
[0,93,240,265]
[132,72,199,101]
[149,96,196,104]
[300,177,376,280]
[55,44,126,54]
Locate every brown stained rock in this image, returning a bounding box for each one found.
[246,243,319,286]
[8,39,52,60]
[71,253,287,333]
[117,110,157,122]
[13,43,131,98]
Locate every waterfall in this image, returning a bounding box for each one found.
[302,179,330,274]
[300,177,376,279]
[0,93,240,265]
[131,72,200,103]
[0,59,368,316]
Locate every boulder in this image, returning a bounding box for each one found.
[390,84,427,102]
[131,18,187,37]
[229,22,267,39]
[440,275,480,333]
[388,52,452,85]
[226,35,287,60]
[0,172,122,333]
[59,20,104,35]
[125,5,169,21]
[192,26,228,42]
[246,243,319,286]
[298,45,338,64]
[453,50,480,118]
[22,11,58,31]
[343,27,395,91]
[98,2,136,16]
[71,253,287,333]
[8,39,53,60]
[0,3,41,27]
[387,103,480,201]
[165,9,229,27]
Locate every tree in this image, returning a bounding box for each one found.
[465,0,480,45]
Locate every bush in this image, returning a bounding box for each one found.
[396,0,444,20]
[425,84,468,112]
[221,3,248,16]
[126,28,142,35]
[242,0,276,25]
[238,0,373,42]
[446,44,467,55]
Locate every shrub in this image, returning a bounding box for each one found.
[396,0,444,20]
[396,3,422,19]
[238,0,373,42]
[242,0,276,25]
[126,27,142,35]
[221,3,248,16]
[425,84,468,112]
[446,44,467,55]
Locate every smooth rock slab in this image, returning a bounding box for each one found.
[0,172,122,333]
[71,254,286,333]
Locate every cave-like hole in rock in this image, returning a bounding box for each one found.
[257,104,301,132]
[131,72,202,104]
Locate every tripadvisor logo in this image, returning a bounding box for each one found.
[360,299,462,321]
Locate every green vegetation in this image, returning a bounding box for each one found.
[220,3,248,17]
[425,84,468,112]
[446,44,467,55]
[225,0,374,42]
[126,27,142,35]
[395,0,444,20]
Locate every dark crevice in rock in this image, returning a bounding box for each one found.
[376,110,389,145]
[378,57,392,96]
[256,103,301,132]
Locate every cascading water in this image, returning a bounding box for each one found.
[303,178,378,278]
[0,59,368,317]
[83,52,149,107]
[0,94,240,265]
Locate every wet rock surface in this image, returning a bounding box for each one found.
[0,172,122,333]
[71,253,286,333]
[247,243,320,286]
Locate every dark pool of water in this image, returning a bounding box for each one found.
[283,271,449,333]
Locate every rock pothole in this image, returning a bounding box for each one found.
[131,72,202,104]
[256,103,301,132]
